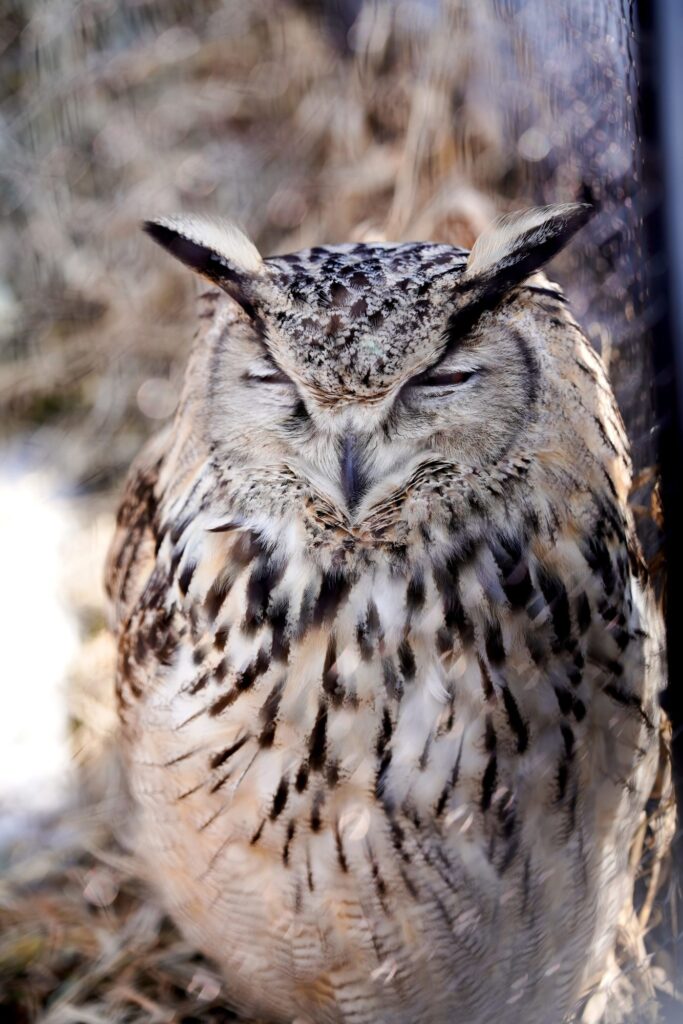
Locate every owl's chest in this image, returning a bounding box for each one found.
[128,539,599,866]
[121,521,660,1024]
[136,558,465,796]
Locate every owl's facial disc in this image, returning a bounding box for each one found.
[334,350,484,513]
[143,204,592,524]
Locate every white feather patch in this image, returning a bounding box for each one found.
[151,214,262,273]
[464,203,587,279]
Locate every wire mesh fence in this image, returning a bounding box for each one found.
[0,2,678,1021]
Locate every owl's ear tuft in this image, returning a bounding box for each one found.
[464,203,593,287]
[143,215,263,312]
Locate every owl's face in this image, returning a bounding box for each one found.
[146,205,590,526]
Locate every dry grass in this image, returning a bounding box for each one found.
[0,1,678,1020]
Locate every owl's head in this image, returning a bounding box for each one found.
[145,204,592,531]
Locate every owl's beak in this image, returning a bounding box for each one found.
[340,433,368,514]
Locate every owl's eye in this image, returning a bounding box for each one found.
[244,364,294,386]
[416,370,473,387]
[252,370,293,385]
[408,368,476,390]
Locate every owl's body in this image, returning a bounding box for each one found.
[108,208,663,1023]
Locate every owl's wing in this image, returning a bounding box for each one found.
[105,430,170,630]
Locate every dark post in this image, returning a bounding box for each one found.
[638,0,683,1005]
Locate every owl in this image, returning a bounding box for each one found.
[106,204,664,1024]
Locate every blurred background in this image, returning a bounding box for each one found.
[0,0,680,1020]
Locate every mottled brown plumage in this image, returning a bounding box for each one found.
[107,206,664,1023]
